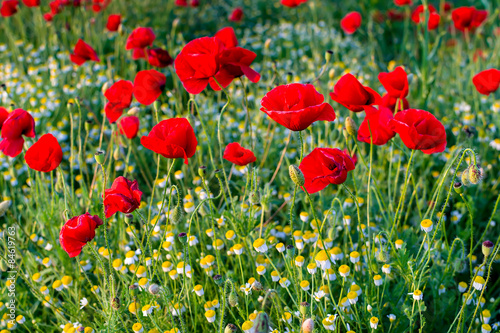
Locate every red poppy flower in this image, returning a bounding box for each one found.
[281,0,307,8]
[132,48,147,60]
[43,12,54,21]
[389,109,447,154]
[427,13,441,30]
[223,142,256,166]
[103,176,142,218]
[175,0,187,6]
[133,70,166,105]
[299,148,355,193]
[229,7,243,22]
[0,107,8,130]
[472,69,500,95]
[106,14,121,32]
[1,0,18,17]
[22,0,40,7]
[378,66,409,99]
[49,0,61,14]
[70,39,100,66]
[92,0,111,13]
[380,94,409,113]
[214,27,238,48]
[330,74,381,112]
[452,7,488,32]
[59,213,103,258]
[190,0,199,7]
[141,118,197,164]
[411,5,437,24]
[343,149,358,166]
[209,47,260,90]
[147,48,174,68]
[24,133,62,172]
[125,27,156,50]
[174,37,225,94]
[118,116,140,139]
[394,0,412,6]
[104,80,134,123]
[357,106,396,146]
[341,12,362,35]
[0,109,36,157]
[260,83,336,131]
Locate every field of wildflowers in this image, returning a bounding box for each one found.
[0,0,500,332]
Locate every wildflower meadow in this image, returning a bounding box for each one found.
[0,0,500,332]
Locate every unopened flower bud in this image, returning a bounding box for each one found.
[228,292,238,307]
[453,182,463,194]
[254,312,270,333]
[171,205,184,224]
[289,165,305,187]
[300,301,310,315]
[482,240,494,257]
[127,107,140,116]
[129,284,138,297]
[461,168,471,186]
[468,165,483,184]
[113,147,120,160]
[329,68,335,79]
[111,297,120,310]
[148,284,160,295]
[345,117,357,136]
[95,150,105,165]
[224,324,238,333]
[302,318,314,333]
[250,191,260,205]
[102,82,110,95]
[264,39,271,50]
[0,200,11,217]
[198,166,207,178]
[252,281,263,291]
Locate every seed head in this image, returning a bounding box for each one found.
[482,240,494,257]
[148,284,160,295]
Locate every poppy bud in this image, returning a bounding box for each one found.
[302,318,314,333]
[148,284,160,295]
[172,18,180,29]
[252,281,263,291]
[213,274,223,286]
[468,165,483,184]
[376,249,389,262]
[289,165,305,187]
[102,82,111,95]
[482,240,494,257]
[225,324,237,333]
[345,117,357,136]
[329,68,335,79]
[113,147,120,160]
[111,297,120,310]
[171,205,184,224]
[95,150,106,165]
[178,232,188,244]
[129,284,138,297]
[254,312,270,333]
[228,292,238,307]
[453,182,463,194]
[199,166,207,178]
[300,301,310,315]
[325,50,333,62]
[127,107,140,116]
[250,191,260,205]
[0,200,11,217]
[461,167,471,186]
[264,39,271,50]
[84,120,93,131]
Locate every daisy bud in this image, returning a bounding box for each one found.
[482,240,494,257]
[289,165,305,187]
[95,150,106,165]
[453,182,463,194]
[111,297,120,310]
[225,324,237,333]
[302,318,314,333]
[345,117,357,136]
[468,165,483,184]
[148,284,160,295]
[254,312,270,333]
